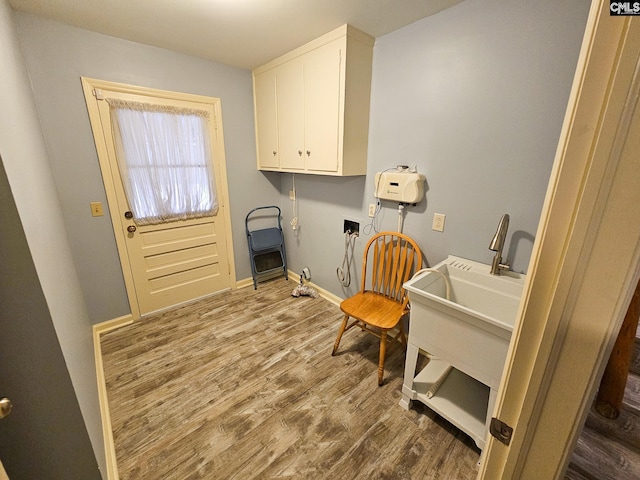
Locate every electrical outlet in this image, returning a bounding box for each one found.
[368,204,376,217]
[343,219,360,236]
[90,202,103,217]
[432,213,446,232]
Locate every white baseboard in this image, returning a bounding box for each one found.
[237,271,342,307]
[93,316,133,480]
[94,314,134,336]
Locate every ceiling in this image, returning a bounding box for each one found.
[8,0,463,70]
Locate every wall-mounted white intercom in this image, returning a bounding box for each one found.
[374,170,426,203]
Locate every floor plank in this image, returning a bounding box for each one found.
[630,337,640,376]
[566,336,640,480]
[568,427,640,480]
[584,403,640,451]
[101,279,480,479]
[624,373,640,416]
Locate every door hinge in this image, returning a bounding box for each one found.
[490,417,513,446]
[93,88,104,100]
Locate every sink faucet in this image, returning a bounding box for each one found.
[489,214,510,275]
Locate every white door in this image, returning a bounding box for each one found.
[0,460,9,480]
[82,79,235,316]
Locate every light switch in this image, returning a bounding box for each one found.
[90,202,103,217]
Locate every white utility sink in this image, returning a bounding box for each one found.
[400,255,526,450]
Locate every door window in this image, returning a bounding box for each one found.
[109,99,218,225]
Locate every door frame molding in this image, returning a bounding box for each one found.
[479,3,640,478]
[81,77,236,320]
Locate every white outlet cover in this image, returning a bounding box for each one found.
[432,213,446,232]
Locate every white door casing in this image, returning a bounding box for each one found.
[82,78,235,318]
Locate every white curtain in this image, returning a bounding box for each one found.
[109,99,218,225]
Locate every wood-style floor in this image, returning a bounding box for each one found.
[101,279,481,480]
[565,328,640,480]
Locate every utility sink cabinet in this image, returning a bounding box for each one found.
[399,256,526,450]
[252,24,373,176]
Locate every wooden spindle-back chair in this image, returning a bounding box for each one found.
[332,231,423,385]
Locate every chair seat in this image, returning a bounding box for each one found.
[340,291,406,330]
[249,227,283,251]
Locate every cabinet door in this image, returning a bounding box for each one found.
[277,61,305,170]
[304,41,342,172]
[254,69,279,169]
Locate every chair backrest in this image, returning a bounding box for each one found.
[360,231,423,309]
[245,205,282,236]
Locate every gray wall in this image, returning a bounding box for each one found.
[12,0,590,316]
[0,0,104,475]
[281,0,590,299]
[14,12,281,323]
[0,156,101,480]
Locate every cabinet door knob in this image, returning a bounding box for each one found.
[298,150,303,156]
[272,151,277,156]
[306,150,311,156]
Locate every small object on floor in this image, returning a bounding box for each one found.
[292,275,318,298]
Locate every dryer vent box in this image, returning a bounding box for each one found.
[374,171,426,203]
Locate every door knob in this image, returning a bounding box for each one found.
[127,225,137,233]
[0,397,12,419]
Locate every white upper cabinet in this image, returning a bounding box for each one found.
[252,25,374,176]
[253,68,279,169]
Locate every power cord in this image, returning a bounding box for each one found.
[290,173,299,230]
[363,201,381,235]
[337,231,357,287]
[365,166,398,235]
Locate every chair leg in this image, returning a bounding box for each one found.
[378,330,388,386]
[332,314,349,356]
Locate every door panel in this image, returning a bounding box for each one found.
[82,79,234,316]
[132,219,227,311]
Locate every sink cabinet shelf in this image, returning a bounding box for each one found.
[400,353,489,449]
